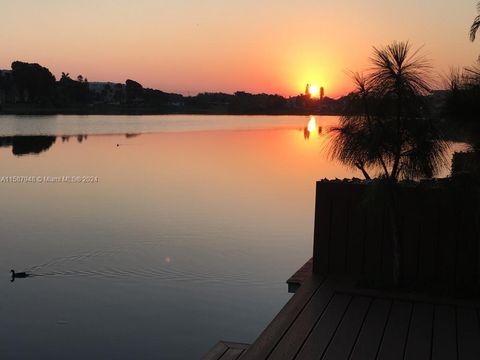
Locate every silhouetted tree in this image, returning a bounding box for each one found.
[187,92,232,110]
[0,70,15,104]
[11,61,56,103]
[445,66,480,123]
[444,3,480,140]
[125,79,144,104]
[330,42,447,181]
[329,41,448,284]
[229,92,287,114]
[143,88,183,107]
[305,84,311,98]
[113,83,125,103]
[57,72,90,104]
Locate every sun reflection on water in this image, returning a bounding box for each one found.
[303,116,323,140]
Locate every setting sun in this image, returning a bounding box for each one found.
[307,84,320,98]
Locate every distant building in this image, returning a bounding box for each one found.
[88,81,118,92]
[88,82,125,104]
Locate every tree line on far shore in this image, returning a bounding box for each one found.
[0,62,345,115]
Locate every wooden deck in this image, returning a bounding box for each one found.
[203,180,480,359]
[202,341,250,360]
[240,275,480,360]
[286,258,313,293]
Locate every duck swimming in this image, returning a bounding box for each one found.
[10,269,30,282]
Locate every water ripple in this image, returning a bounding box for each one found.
[22,250,270,287]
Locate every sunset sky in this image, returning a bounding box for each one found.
[1,0,479,98]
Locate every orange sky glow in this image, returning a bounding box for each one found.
[1,1,479,98]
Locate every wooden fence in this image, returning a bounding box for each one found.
[312,180,480,292]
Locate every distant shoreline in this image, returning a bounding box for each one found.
[0,104,342,116]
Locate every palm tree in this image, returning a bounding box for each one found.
[471,1,480,41]
[329,41,448,285]
[330,41,448,182]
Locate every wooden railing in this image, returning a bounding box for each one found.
[312,180,480,292]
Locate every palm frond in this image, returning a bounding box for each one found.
[329,41,445,181]
[368,42,432,97]
[471,2,480,41]
[471,15,480,41]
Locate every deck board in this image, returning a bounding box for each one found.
[215,276,480,360]
[349,298,392,360]
[219,348,244,360]
[267,282,334,359]
[240,275,325,360]
[457,307,480,360]
[322,296,371,360]
[404,303,434,360]
[295,294,351,360]
[202,342,249,360]
[202,341,228,360]
[432,305,457,360]
[366,300,413,360]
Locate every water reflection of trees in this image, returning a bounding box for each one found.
[0,136,56,155]
[77,135,88,143]
[303,126,323,140]
[0,134,140,156]
[60,135,88,143]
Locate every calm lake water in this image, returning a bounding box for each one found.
[0,115,463,359]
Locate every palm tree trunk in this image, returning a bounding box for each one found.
[355,162,371,180]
